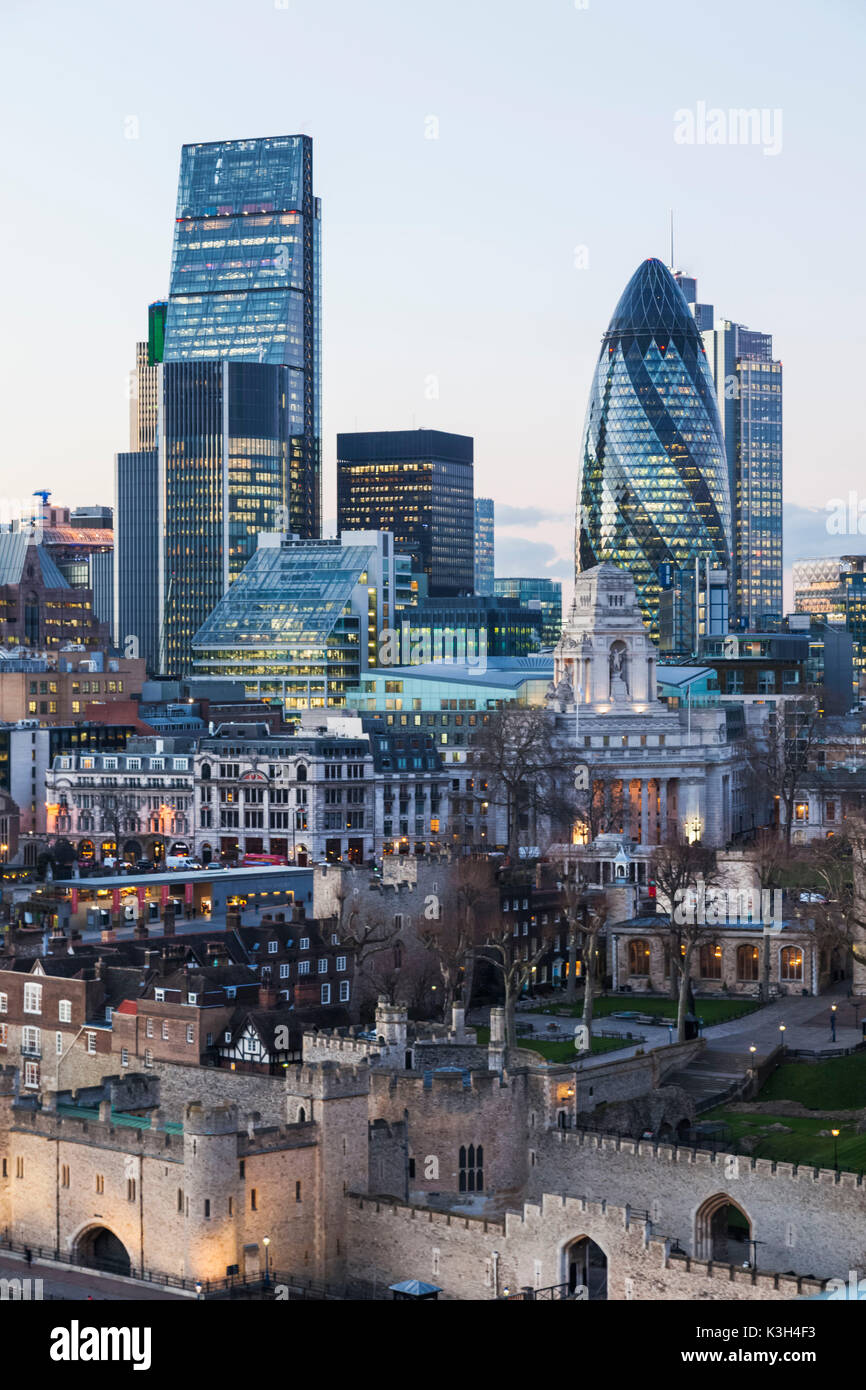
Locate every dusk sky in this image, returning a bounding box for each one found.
[3,0,863,607]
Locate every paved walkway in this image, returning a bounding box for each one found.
[505,986,866,1084]
[0,1251,187,1300]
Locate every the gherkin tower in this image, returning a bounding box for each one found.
[576,258,731,641]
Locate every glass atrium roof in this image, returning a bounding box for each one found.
[191,541,375,653]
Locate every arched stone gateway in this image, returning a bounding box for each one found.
[75,1226,131,1275]
[695,1194,752,1263]
[563,1236,607,1300]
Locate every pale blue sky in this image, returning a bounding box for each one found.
[2,0,863,602]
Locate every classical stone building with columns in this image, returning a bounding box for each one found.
[548,563,761,848]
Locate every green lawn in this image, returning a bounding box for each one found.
[758,1053,866,1111]
[527,995,760,1026]
[701,1106,866,1172]
[701,1051,866,1171]
[475,1026,630,1062]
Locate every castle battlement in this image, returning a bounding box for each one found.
[369,1067,506,1103]
[286,1060,372,1100]
[9,1107,183,1156]
[184,1101,238,1136]
[552,1127,866,1185]
[349,1193,506,1235]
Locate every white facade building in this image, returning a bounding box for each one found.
[549,563,761,848]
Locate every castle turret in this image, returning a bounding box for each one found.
[183,1101,240,1282]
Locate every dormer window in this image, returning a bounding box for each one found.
[268,940,278,954]
[188,993,198,1005]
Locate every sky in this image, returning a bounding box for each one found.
[2,0,864,610]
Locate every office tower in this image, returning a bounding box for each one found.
[115,138,322,677]
[337,429,474,597]
[191,532,397,710]
[474,498,495,595]
[658,562,729,655]
[115,449,161,670]
[701,309,783,630]
[576,259,731,643]
[493,576,562,646]
[794,555,866,694]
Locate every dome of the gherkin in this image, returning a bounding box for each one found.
[576,258,731,643]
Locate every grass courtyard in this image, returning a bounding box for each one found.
[528,994,761,1027]
[474,1025,631,1063]
[704,1051,866,1172]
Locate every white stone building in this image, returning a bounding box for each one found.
[549,563,762,848]
[193,715,447,866]
[44,738,195,863]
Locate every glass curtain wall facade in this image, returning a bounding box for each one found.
[474,498,495,595]
[793,555,866,694]
[158,135,321,676]
[191,534,395,710]
[114,450,161,671]
[577,259,732,643]
[702,318,782,629]
[493,576,562,645]
[337,430,474,596]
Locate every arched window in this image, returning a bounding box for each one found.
[458,1144,484,1193]
[200,763,212,781]
[699,942,723,980]
[296,764,307,783]
[628,939,650,976]
[781,947,803,981]
[737,944,760,982]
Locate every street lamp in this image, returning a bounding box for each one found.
[832,1128,840,1173]
[778,1024,786,1055]
[263,1235,270,1287]
[831,1003,837,1043]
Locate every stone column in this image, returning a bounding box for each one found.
[659,779,668,843]
[640,781,649,847]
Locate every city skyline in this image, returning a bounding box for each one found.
[3,0,864,614]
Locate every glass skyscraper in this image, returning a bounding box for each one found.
[337,430,474,597]
[474,498,495,595]
[701,314,783,630]
[576,259,732,642]
[116,137,322,677]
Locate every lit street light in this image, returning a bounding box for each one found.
[832,1128,840,1173]
[263,1235,271,1287]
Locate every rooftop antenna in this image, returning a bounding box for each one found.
[669,209,675,272]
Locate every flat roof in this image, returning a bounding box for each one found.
[44,865,312,892]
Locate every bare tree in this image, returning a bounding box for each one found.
[471,707,571,859]
[418,858,495,1018]
[750,827,796,1001]
[559,867,609,1040]
[475,896,557,1049]
[329,874,402,1001]
[650,835,719,1041]
[749,693,822,849]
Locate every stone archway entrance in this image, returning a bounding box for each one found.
[695,1194,752,1263]
[564,1236,608,1300]
[75,1226,131,1275]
